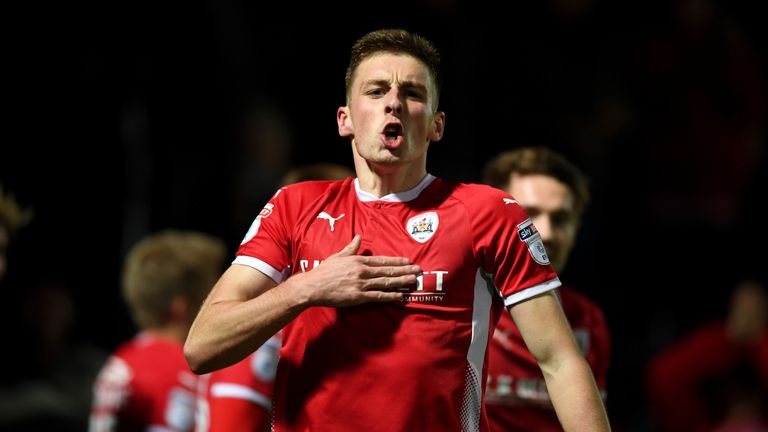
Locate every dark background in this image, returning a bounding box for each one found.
[2,0,766,430]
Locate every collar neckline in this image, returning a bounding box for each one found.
[354,174,436,202]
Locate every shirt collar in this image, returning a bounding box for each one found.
[354,174,436,202]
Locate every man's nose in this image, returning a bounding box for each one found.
[385,92,403,115]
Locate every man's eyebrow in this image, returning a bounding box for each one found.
[361,79,428,92]
[361,79,391,88]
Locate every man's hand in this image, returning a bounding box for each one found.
[293,235,420,307]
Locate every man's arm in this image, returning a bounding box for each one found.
[184,235,419,374]
[509,290,611,432]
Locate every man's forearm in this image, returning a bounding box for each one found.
[544,355,611,432]
[185,274,308,374]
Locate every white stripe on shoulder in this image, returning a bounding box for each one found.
[232,256,287,284]
[211,383,272,409]
[503,277,562,307]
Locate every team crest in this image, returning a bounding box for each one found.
[517,218,550,265]
[406,212,439,243]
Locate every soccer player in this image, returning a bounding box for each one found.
[483,147,611,431]
[196,164,353,432]
[90,230,227,432]
[184,29,610,431]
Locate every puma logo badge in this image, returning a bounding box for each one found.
[316,212,345,232]
[503,198,518,205]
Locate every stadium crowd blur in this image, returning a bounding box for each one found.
[2,0,766,430]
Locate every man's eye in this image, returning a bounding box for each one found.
[524,208,540,218]
[552,213,575,227]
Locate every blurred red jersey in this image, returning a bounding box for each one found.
[195,334,281,432]
[89,333,198,432]
[485,286,610,431]
[235,175,561,432]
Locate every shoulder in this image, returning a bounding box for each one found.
[444,181,530,222]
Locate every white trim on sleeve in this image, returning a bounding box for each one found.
[503,277,562,307]
[210,383,272,409]
[232,256,287,284]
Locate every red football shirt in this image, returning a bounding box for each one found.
[235,175,560,432]
[196,334,281,432]
[90,333,198,432]
[485,286,611,432]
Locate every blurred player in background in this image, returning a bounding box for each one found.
[90,230,226,432]
[483,147,611,431]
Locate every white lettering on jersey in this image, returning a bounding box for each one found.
[316,212,345,232]
[406,212,439,243]
[402,270,449,302]
[299,259,323,272]
[412,271,449,291]
[486,375,552,406]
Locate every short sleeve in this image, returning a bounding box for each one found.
[233,187,293,283]
[468,187,561,307]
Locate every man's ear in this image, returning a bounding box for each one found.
[428,111,446,142]
[337,106,354,137]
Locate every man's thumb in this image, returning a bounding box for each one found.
[332,234,361,257]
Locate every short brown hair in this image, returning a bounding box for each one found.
[483,147,591,216]
[122,230,227,329]
[345,29,442,110]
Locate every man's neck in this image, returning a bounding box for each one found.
[355,166,428,198]
[143,324,188,344]
[353,153,428,198]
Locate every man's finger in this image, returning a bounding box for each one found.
[359,255,411,266]
[361,265,421,278]
[364,275,418,291]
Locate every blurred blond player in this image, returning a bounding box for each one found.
[90,231,226,432]
[483,147,611,431]
[196,163,353,432]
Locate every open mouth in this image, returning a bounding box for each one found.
[384,124,403,141]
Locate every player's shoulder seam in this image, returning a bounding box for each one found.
[451,182,518,215]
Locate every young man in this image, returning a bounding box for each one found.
[90,230,227,432]
[185,29,610,431]
[483,147,611,431]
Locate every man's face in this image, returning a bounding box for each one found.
[507,174,580,273]
[338,53,444,171]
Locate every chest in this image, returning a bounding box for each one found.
[291,200,480,306]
